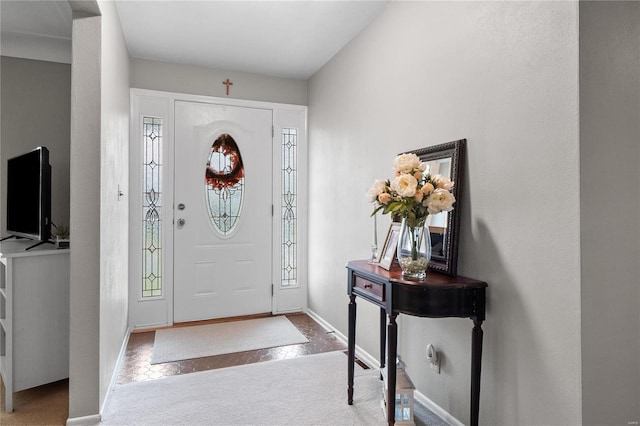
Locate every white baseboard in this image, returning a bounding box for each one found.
[66,327,131,426]
[306,308,462,426]
[274,307,304,315]
[99,325,133,416]
[414,389,464,426]
[305,308,379,369]
[66,414,101,426]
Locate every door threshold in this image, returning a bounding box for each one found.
[133,312,275,333]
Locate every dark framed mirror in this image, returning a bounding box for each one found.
[404,139,465,276]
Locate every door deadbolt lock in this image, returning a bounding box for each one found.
[177,218,186,226]
[178,203,185,210]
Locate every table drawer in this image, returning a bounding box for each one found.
[353,276,384,302]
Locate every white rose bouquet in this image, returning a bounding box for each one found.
[367,153,455,227]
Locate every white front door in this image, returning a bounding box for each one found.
[174,101,273,322]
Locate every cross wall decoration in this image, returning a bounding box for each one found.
[223,78,233,96]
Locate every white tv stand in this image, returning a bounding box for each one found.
[0,240,69,413]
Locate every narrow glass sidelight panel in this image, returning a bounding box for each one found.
[142,117,162,298]
[281,128,297,287]
[205,134,244,235]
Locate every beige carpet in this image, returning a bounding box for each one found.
[151,316,309,364]
[102,351,384,425]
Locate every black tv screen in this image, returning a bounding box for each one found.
[6,147,51,242]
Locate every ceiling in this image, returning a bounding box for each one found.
[1,0,387,80]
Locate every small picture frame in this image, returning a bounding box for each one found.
[378,222,401,270]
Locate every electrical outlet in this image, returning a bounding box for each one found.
[430,359,440,374]
[426,344,440,374]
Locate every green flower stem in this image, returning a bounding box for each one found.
[405,216,426,261]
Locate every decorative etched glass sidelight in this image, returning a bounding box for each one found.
[205,134,245,236]
[142,117,162,298]
[281,128,297,287]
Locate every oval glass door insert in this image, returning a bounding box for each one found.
[205,133,244,236]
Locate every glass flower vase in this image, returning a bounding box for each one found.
[396,217,431,280]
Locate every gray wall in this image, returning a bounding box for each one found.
[130,57,307,106]
[0,56,71,237]
[308,2,583,424]
[580,3,640,425]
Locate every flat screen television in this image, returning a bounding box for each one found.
[6,147,52,246]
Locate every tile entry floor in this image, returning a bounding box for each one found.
[117,313,349,384]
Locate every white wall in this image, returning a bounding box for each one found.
[68,0,130,420]
[308,2,582,424]
[97,0,130,412]
[580,3,640,425]
[130,57,307,105]
[69,10,102,420]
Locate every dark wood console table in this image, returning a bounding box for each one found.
[346,259,487,426]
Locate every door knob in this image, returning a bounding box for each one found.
[177,218,185,226]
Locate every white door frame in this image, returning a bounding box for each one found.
[128,89,308,329]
